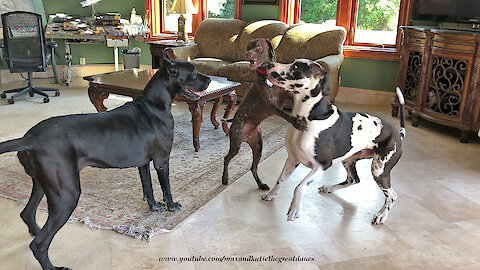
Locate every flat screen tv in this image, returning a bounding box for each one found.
[411,0,480,24]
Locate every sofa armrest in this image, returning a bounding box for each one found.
[316,54,344,71]
[316,54,344,102]
[170,45,200,61]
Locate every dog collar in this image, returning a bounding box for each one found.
[256,68,273,87]
[256,68,268,75]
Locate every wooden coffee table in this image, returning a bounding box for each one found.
[84,69,239,152]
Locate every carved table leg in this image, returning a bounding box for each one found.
[459,130,470,143]
[188,101,205,152]
[88,85,109,112]
[211,96,223,129]
[411,114,420,127]
[222,91,237,135]
[391,104,399,117]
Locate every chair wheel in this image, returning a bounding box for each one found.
[43,97,49,103]
[0,93,6,99]
[8,99,14,104]
[29,93,34,97]
[55,91,60,96]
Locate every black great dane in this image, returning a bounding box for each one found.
[0,50,210,270]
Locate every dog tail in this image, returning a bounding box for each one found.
[0,137,30,155]
[396,87,406,140]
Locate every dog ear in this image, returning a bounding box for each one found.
[311,62,330,97]
[162,48,174,65]
[266,39,275,60]
[165,62,179,77]
[162,48,179,77]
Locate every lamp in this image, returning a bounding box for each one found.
[80,0,102,18]
[170,0,197,42]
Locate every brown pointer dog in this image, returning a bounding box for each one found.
[222,38,307,190]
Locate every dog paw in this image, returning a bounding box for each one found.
[372,211,388,225]
[293,117,308,131]
[287,203,301,221]
[258,183,270,191]
[149,201,166,212]
[222,174,229,185]
[262,192,276,201]
[167,202,182,212]
[318,185,333,193]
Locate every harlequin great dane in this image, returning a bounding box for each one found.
[0,51,210,270]
[261,59,406,224]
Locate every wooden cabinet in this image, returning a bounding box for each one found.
[393,26,480,142]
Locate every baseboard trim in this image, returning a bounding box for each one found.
[0,64,152,84]
[335,86,395,107]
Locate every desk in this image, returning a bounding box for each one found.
[84,69,239,151]
[45,21,129,85]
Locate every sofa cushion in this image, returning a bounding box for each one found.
[190,58,232,76]
[194,18,246,62]
[218,61,256,82]
[235,20,288,61]
[275,24,346,63]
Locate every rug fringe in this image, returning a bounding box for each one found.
[0,194,169,241]
[112,224,170,241]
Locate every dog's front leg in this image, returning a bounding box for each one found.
[154,159,182,212]
[272,106,307,131]
[262,156,299,201]
[138,164,166,212]
[288,167,324,221]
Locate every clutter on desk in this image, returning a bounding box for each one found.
[96,13,121,26]
[46,7,149,41]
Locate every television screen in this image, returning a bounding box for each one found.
[412,0,480,23]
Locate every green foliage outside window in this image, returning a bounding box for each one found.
[356,0,400,31]
[208,0,235,18]
[209,0,400,31]
[300,0,337,24]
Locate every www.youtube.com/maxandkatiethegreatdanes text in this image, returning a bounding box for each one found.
[159,255,315,263]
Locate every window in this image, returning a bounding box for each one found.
[164,0,193,33]
[146,0,241,38]
[281,0,412,60]
[354,0,401,44]
[300,0,337,26]
[208,0,236,18]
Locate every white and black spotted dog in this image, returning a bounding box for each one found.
[261,59,406,224]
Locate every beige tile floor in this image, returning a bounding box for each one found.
[0,79,479,270]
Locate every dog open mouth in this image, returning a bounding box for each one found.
[183,89,202,100]
[249,59,260,69]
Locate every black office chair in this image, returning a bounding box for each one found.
[1,11,59,104]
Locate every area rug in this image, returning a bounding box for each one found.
[0,102,288,240]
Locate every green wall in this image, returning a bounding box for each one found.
[241,5,279,22]
[340,58,399,92]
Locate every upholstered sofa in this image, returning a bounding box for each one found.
[170,19,346,101]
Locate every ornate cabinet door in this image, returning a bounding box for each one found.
[397,27,427,114]
[420,31,476,127]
